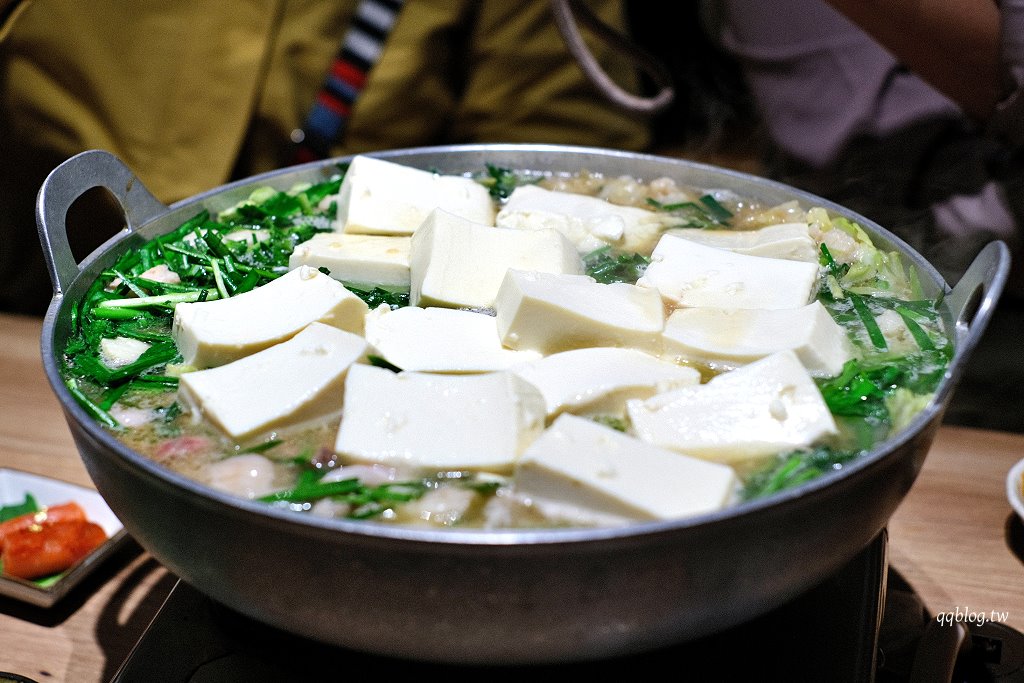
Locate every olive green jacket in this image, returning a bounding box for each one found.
[0,0,651,312]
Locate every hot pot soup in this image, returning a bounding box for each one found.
[58,155,950,529]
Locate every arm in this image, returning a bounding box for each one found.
[824,0,1001,120]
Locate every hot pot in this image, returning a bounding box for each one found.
[36,145,1009,664]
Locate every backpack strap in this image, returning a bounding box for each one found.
[548,0,674,116]
[293,0,406,162]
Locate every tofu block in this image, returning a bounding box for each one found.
[515,414,737,523]
[636,234,819,309]
[495,184,673,254]
[335,365,547,473]
[289,233,411,287]
[172,266,369,368]
[337,155,495,235]
[665,222,819,263]
[178,323,367,442]
[365,306,541,373]
[410,209,584,309]
[662,301,855,377]
[626,350,838,463]
[510,347,700,418]
[494,270,665,355]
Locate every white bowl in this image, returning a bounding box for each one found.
[0,468,127,607]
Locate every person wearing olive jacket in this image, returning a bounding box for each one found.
[0,0,652,315]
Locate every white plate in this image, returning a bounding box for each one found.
[1006,458,1024,523]
[0,468,128,607]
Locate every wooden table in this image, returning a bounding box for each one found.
[2,311,1023,681]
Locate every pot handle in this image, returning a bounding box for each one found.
[942,240,1012,393]
[36,150,169,296]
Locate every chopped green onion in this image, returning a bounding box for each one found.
[109,269,149,298]
[242,439,283,454]
[895,307,936,351]
[95,290,221,310]
[849,293,888,351]
[583,246,649,284]
[211,259,230,300]
[367,355,402,372]
[91,306,143,320]
[65,378,119,429]
[259,478,364,503]
[698,194,733,222]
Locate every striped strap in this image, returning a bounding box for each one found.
[293,0,406,162]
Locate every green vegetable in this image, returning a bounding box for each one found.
[742,446,862,500]
[241,439,283,455]
[259,476,430,519]
[817,350,948,425]
[94,290,220,311]
[591,415,628,432]
[583,246,649,284]
[259,477,366,503]
[65,378,120,429]
[646,194,733,229]
[479,163,538,200]
[342,283,410,310]
[819,243,948,356]
[849,292,887,351]
[811,209,917,299]
[70,341,181,386]
[367,355,403,372]
[0,494,39,523]
[894,307,936,351]
[258,467,503,520]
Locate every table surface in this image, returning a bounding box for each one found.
[2,311,1023,682]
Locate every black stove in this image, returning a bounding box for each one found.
[103,529,1024,682]
[108,533,899,682]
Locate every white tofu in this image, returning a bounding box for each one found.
[337,155,495,235]
[335,365,546,473]
[99,336,151,369]
[661,301,855,377]
[626,350,838,464]
[289,233,411,287]
[495,184,673,254]
[636,234,820,309]
[409,209,584,309]
[665,222,819,263]
[365,306,541,373]
[172,266,369,368]
[494,270,665,355]
[515,414,737,523]
[510,347,700,418]
[178,323,367,442]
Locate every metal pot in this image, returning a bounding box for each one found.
[36,145,1009,664]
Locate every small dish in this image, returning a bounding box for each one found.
[0,468,128,607]
[1006,458,1024,523]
